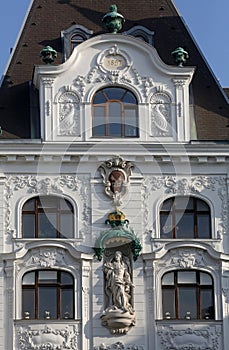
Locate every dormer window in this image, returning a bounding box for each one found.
[61,25,93,61]
[92,87,139,138]
[124,25,154,46]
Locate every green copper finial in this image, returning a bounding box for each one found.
[102,4,125,34]
[40,46,57,64]
[171,47,189,67]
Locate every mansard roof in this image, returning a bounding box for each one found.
[0,0,228,140]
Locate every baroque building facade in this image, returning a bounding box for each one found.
[0,1,228,349]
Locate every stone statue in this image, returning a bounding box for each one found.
[101,251,136,334]
[104,251,134,313]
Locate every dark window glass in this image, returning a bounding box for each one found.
[71,34,84,50]
[22,289,35,319]
[92,87,138,137]
[160,197,211,239]
[22,196,74,238]
[162,270,214,320]
[22,270,74,320]
[162,289,175,319]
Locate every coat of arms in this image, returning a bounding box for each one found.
[99,156,134,206]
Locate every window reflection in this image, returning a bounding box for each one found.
[160,196,211,239]
[22,270,74,320]
[162,270,214,320]
[22,196,74,238]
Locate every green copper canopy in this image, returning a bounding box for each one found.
[94,225,142,262]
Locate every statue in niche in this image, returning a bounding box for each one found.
[104,251,134,313]
[101,250,135,334]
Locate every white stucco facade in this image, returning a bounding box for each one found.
[0,33,228,350]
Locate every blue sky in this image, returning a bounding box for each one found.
[0,0,229,86]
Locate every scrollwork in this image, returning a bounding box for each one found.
[26,248,66,268]
[16,324,80,350]
[158,324,222,350]
[94,342,144,350]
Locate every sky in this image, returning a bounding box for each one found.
[0,0,229,86]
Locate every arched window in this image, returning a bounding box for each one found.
[162,270,214,320]
[92,87,139,137]
[22,196,74,238]
[71,34,85,50]
[22,270,74,320]
[160,196,211,239]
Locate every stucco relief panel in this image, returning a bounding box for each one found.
[55,88,81,136]
[15,323,81,350]
[150,91,173,137]
[155,248,220,275]
[157,324,222,350]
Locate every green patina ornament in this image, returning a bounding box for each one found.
[171,47,189,67]
[105,209,129,228]
[130,237,142,261]
[93,210,142,261]
[40,46,57,64]
[102,4,125,34]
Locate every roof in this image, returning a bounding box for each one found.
[0,0,228,140]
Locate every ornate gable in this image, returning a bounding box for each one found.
[33,34,195,143]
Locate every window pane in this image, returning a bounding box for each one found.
[197,215,210,238]
[61,272,74,285]
[23,214,35,238]
[38,197,58,209]
[201,289,214,319]
[60,213,74,238]
[72,34,84,40]
[160,213,173,238]
[62,289,74,319]
[108,102,122,136]
[197,200,209,211]
[176,213,194,238]
[38,271,57,283]
[93,91,106,104]
[23,272,35,285]
[178,287,197,319]
[124,107,138,136]
[162,289,175,318]
[174,197,193,210]
[162,272,174,285]
[38,287,57,319]
[178,271,196,284]
[161,199,172,211]
[123,91,137,104]
[200,272,212,285]
[23,199,35,211]
[38,213,57,238]
[105,88,125,100]
[60,198,73,211]
[93,106,106,136]
[22,289,35,319]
